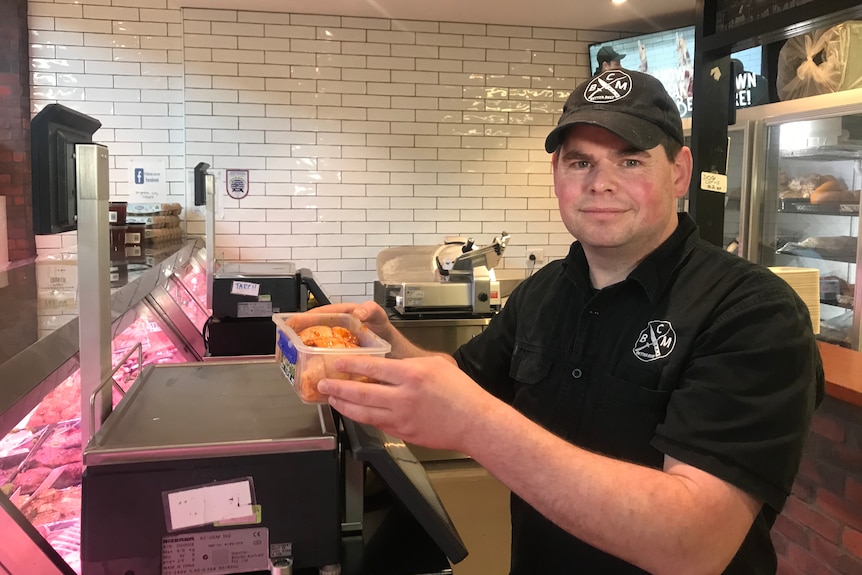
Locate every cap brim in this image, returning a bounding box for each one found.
[545,110,669,153]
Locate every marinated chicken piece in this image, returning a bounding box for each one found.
[300,355,329,403]
[298,353,373,403]
[296,325,332,343]
[297,325,360,348]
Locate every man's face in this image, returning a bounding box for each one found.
[551,124,691,260]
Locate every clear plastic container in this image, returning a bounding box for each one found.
[273,313,391,404]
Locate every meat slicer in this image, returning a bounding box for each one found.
[374,232,510,318]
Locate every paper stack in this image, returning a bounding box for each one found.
[769,267,820,334]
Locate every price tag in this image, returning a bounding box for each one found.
[700,172,728,194]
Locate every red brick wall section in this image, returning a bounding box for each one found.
[0,0,34,261]
[773,396,862,575]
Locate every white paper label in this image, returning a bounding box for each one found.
[36,264,78,290]
[700,172,728,193]
[166,480,254,531]
[162,527,269,575]
[230,281,260,297]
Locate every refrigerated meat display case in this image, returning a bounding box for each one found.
[144,246,211,361]
[746,89,862,350]
[0,237,210,574]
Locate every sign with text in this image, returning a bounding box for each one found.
[128,159,168,203]
[701,172,728,193]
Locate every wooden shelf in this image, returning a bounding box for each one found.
[818,341,862,407]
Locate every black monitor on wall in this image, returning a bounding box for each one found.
[31,104,102,235]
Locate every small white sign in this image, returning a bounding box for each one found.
[36,263,78,290]
[700,172,728,194]
[128,159,168,203]
[226,169,250,200]
[166,480,254,532]
[231,280,260,297]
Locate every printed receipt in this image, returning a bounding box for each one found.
[166,479,255,531]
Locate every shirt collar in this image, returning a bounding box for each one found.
[563,213,700,302]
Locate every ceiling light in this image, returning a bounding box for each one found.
[612,0,627,4]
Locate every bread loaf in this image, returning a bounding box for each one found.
[810,177,849,204]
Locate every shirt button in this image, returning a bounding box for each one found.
[572,368,583,378]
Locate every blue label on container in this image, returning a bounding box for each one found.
[277,332,297,364]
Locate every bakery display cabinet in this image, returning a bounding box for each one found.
[747,89,862,349]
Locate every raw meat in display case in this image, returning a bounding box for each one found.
[175,257,210,314]
[1,417,84,573]
[166,275,209,332]
[0,313,191,575]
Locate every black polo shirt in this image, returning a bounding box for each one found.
[454,213,824,574]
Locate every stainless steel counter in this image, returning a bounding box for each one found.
[84,360,335,465]
[0,237,203,436]
[390,317,490,354]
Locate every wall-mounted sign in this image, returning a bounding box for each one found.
[226,169,250,200]
[734,70,768,108]
[128,159,168,203]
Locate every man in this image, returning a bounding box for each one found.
[316,70,823,574]
[595,45,626,75]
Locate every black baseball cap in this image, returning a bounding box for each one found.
[596,45,625,64]
[544,69,684,153]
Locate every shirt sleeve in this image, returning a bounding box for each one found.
[652,282,824,512]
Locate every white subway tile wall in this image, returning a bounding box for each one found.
[30,0,185,253]
[29,2,622,300]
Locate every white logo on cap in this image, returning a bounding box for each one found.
[632,320,676,362]
[584,70,633,103]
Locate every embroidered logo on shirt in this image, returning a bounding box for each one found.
[632,320,676,362]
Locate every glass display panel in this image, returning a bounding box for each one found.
[0,312,190,574]
[756,114,861,348]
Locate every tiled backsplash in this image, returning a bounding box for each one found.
[28,1,622,301]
